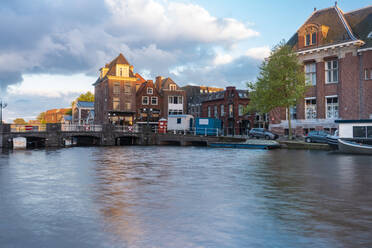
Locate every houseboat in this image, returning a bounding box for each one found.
[334,120,372,155]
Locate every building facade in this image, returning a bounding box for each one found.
[201,86,256,135]
[44,108,70,124]
[136,80,163,125]
[181,85,224,117]
[270,4,372,136]
[72,101,94,125]
[155,76,186,117]
[94,54,142,125]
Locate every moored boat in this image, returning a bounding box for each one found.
[338,139,372,155]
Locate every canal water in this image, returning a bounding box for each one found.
[0,147,371,248]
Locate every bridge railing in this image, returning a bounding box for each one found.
[61,124,102,132]
[11,124,47,132]
[113,125,141,133]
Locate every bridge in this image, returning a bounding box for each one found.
[0,124,245,149]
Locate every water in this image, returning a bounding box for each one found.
[0,147,371,248]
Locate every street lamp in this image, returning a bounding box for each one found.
[143,108,153,132]
[0,99,7,125]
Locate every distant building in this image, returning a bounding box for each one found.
[136,80,163,126]
[201,86,258,135]
[93,53,143,125]
[270,4,372,136]
[155,76,186,117]
[181,85,224,117]
[44,108,70,123]
[72,101,94,125]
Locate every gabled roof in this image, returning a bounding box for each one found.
[156,77,178,90]
[289,5,371,50]
[136,80,161,96]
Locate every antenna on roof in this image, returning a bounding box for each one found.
[314,7,317,12]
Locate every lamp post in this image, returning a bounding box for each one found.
[144,108,153,133]
[0,99,7,126]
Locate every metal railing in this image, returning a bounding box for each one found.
[11,124,46,132]
[113,125,140,133]
[61,124,102,132]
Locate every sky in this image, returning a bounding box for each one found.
[0,0,370,122]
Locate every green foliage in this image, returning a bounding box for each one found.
[37,112,46,124]
[247,41,307,138]
[13,118,27,125]
[77,91,94,102]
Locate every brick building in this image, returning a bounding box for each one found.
[136,80,163,125]
[44,108,70,123]
[201,86,257,135]
[181,85,224,117]
[155,76,186,117]
[270,4,372,136]
[93,54,142,125]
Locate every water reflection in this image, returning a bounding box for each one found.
[0,147,372,248]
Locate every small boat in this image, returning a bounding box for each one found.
[209,140,280,150]
[338,139,372,155]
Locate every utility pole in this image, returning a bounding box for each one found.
[0,99,7,125]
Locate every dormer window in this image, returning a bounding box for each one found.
[368,32,372,39]
[147,87,153,94]
[170,84,177,90]
[305,32,316,46]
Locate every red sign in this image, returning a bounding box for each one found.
[25,126,33,131]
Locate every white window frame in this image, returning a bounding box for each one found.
[365,69,370,80]
[208,106,211,117]
[169,84,177,90]
[113,82,120,95]
[238,104,244,116]
[147,87,153,94]
[220,104,224,117]
[305,97,317,120]
[325,95,339,119]
[113,97,120,110]
[305,63,316,85]
[214,105,218,118]
[325,60,338,84]
[142,96,149,105]
[151,97,158,105]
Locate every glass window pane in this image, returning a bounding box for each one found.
[367,127,372,138]
[353,126,366,138]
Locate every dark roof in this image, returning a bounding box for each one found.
[344,6,372,49]
[288,5,372,50]
[335,119,372,123]
[201,89,249,102]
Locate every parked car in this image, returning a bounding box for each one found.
[249,128,278,140]
[305,131,330,143]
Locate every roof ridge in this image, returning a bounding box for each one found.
[296,6,335,32]
[334,6,357,40]
[344,5,372,14]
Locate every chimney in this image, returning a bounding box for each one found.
[314,7,317,12]
[130,65,134,72]
[155,76,163,89]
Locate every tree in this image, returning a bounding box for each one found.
[13,118,27,125]
[37,112,46,124]
[76,91,94,102]
[247,41,307,139]
[65,108,72,116]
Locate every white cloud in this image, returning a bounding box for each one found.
[213,53,233,65]
[245,46,271,60]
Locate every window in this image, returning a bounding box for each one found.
[125,102,131,110]
[353,126,372,138]
[169,84,177,90]
[326,97,338,119]
[113,82,120,94]
[208,106,211,117]
[220,105,224,117]
[113,97,120,110]
[365,69,370,80]
[124,83,131,94]
[325,60,338,83]
[305,32,316,46]
[305,98,316,119]
[147,87,153,94]
[142,96,149,105]
[229,104,233,118]
[151,97,158,105]
[305,63,316,85]
[120,68,123,77]
[238,104,244,116]
[177,118,182,124]
[168,96,182,104]
[214,105,218,118]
